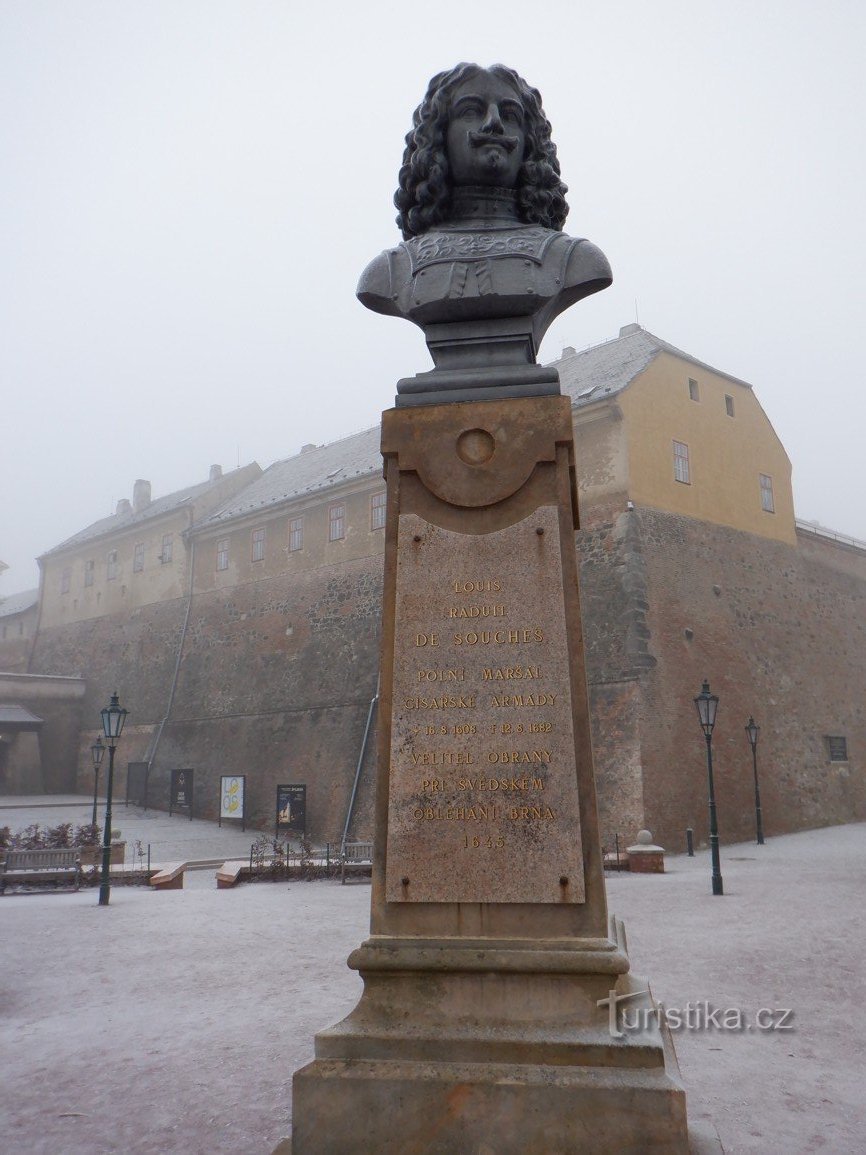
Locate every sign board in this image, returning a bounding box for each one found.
[170,768,194,819]
[219,774,246,830]
[126,762,150,809]
[275,783,306,838]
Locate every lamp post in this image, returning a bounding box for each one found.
[745,715,765,845]
[90,735,105,827]
[98,692,128,907]
[693,680,724,896]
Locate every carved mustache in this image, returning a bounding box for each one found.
[468,130,519,153]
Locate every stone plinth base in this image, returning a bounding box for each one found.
[290,918,688,1155]
[629,851,665,873]
[293,1055,685,1154]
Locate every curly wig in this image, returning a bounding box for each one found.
[394,63,569,240]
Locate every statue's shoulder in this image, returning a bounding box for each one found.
[356,245,412,316]
[562,236,613,289]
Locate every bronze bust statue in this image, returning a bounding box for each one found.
[357,63,612,405]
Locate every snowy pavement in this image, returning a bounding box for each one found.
[1,800,864,1154]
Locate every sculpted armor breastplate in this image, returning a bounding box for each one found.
[384,226,582,325]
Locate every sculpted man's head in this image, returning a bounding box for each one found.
[394,63,569,240]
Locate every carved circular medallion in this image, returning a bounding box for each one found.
[456,428,495,466]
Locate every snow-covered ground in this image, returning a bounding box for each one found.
[1,807,863,1154]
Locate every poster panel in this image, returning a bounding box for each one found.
[170,768,194,817]
[275,783,306,837]
[220,775,245,826]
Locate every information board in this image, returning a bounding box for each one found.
[219,774,246,829]
[275,783,307,838]
[170,768,194,819]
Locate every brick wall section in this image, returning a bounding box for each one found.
[30,599,189,728]
[636,508,866,848]
[155,556,382,838]
[574,496,652,849]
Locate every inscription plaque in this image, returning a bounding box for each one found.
[385,505,585,903]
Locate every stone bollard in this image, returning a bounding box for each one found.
[627,829,666,873]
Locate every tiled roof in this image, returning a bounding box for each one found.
[549,324,753,408]
[42,467,258,556]
[0,704,43,726]
[0,589,39,618]
[196,427,383,529]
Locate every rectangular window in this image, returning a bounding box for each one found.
[288,516,304,552]
[760,473,775,513]
[133,543,145,573]
[216,539,229,571]
[673,440,691,485]
[329,503,345,542]
[161,533,173,564]
[688,378,699,402]
[251,527,266,563]
[725,394,735,417]
[84,559,94,587]
[61,567,72,594]
[827,736,848,762]
[107,550,118,581]
[370,491,387,531]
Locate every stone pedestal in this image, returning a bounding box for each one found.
[290,397,688,1153]
[628,829,667,873]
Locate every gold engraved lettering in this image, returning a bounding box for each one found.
[414,806,499,821]
[463,834,506,849]
[456,776,545,792]
[412,751,474,766]
[507,805,557,820]
[446,604,507,619]
[452,580,502,594]
[453,628,543,646]
[417,668,465,682]
[487,750,552,765]
[490,693,557,708]
[482,666,541,680]
[414,632,439,647]
[421,778,451,793]
[403,695,476,710]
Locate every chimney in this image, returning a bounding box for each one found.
[209,464,223,481]
[561,346,575,358]
[300,443,316,454]
[619,323,641,337]
[116,498,132,516]
[132,479,151,513]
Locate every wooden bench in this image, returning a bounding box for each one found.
[1,848,82,893]
[340,841,373,884]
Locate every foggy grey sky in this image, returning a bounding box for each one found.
[2,0,865,595]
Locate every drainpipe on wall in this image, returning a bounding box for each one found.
[25,560,47,674]
[145,527,196,771]
[340,672,380,856]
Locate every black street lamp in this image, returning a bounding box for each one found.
[745,715,765,845]
[693,680,724,896]
[90,735,105,827]
[98,692,128,907]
